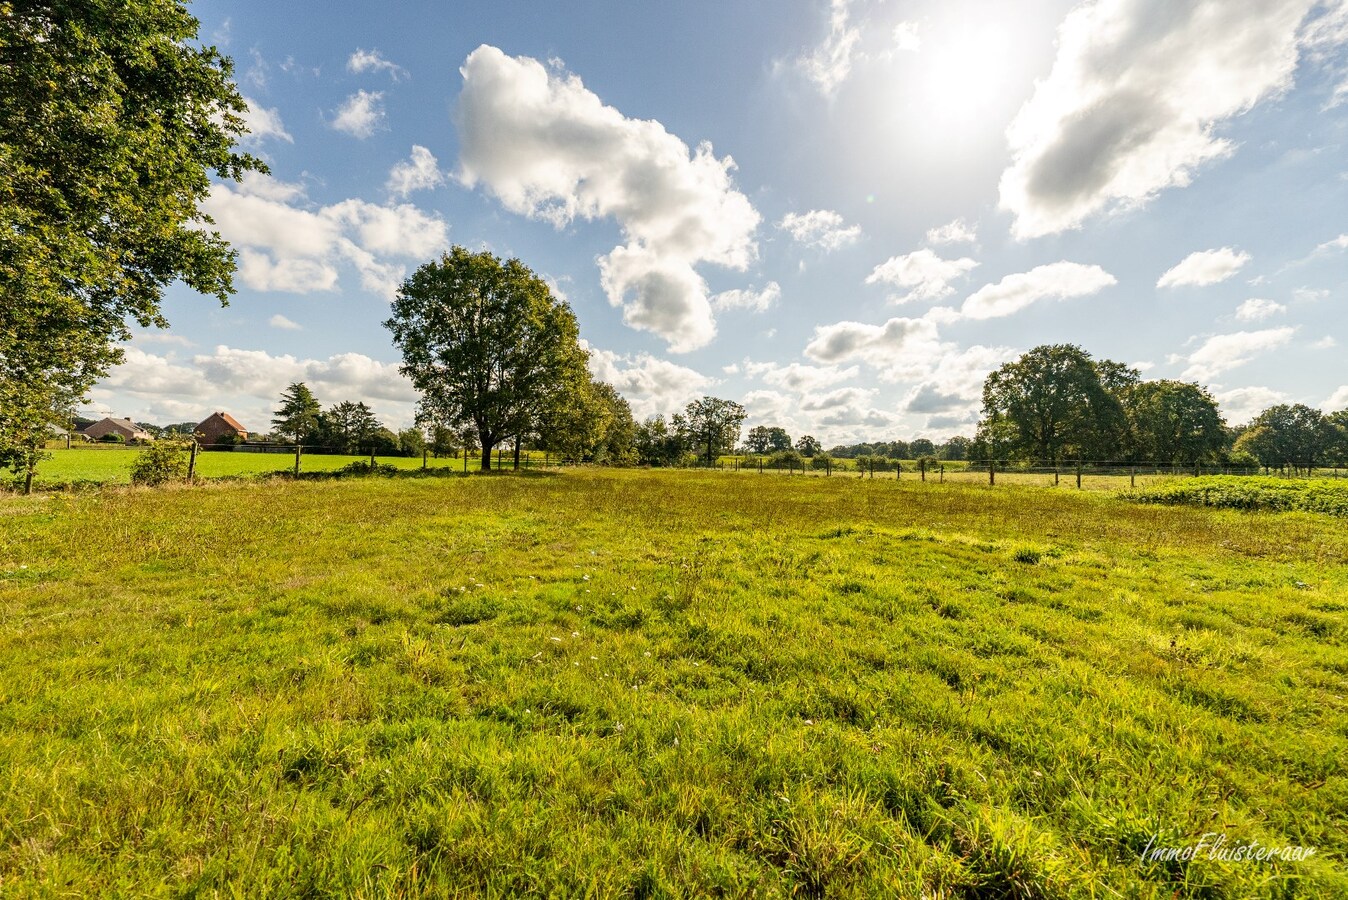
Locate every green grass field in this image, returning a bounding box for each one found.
[1,470,1344,896]
[29,448,488,486]
[34,447,1191,492]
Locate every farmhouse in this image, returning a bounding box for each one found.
[82,417,153,443]
[195,412,248,446]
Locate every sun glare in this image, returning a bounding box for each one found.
[915,25,1017,128]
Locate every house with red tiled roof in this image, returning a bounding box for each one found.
[195,412,248,447]
[83,417,154,443]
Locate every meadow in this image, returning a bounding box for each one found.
[0,469,1344,897]
[32,447,1200,492]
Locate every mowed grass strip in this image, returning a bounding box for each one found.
[0,470,1344,897]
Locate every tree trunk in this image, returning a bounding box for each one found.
[480,441,493,471]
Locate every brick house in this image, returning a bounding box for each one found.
[83,417,154,443]
[195,412,248,446]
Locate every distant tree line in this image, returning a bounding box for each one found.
[971,344,1348,470]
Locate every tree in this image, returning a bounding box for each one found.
[535,376,610,463]
[745,426,773,455]
[1327,409,1348,466]
[939,436,971,460]
[1124,380,1225,465]
[323,401,382,454]
[386,248,590,471]
[428,424,462,458]
[978,345,1133,464]
[909,438,936,458]
[1239,404,1331,472]
[678,396,746,465]
[795,434,822,457]
[635,415,686,467]
[272,383,322,445]
[593,383,637,465]
[1,1,261,490]
[397,427,427,458]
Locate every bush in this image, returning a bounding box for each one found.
[99,433,125,444]
[130,441,189,486]
[811,453,833,471]
[767,449,804,470]
[1126,476,1348,518]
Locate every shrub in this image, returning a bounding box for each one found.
[99,433,125,444]
[811,453,833,471]
[767,449,804,470]
[1126,476,1348,518]
[130,441,189,486]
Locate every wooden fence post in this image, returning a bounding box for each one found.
[1076,462,1082,489]
[989,460,995,486]
[188,440,199,481]
[940,464,944,483]
[1130,467,1135,488]
[920,459,926,482]
[293,443,301,476]
[422,448,428,470]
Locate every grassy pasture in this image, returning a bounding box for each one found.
[28,448,477,486]
[0,470,1344,896]
[35,447,1190,492]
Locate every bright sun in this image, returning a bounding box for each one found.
[915,25,1018,128]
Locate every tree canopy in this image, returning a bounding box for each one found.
[271,383,322,445]
[385,247,591,470]
[1,0,261,488]
[977,345,1135,464]
[678,397,747,465]
[1124,380,1225,465]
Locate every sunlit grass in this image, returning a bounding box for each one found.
[0,470,1343,896]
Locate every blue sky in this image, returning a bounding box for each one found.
[93,0,1348,443]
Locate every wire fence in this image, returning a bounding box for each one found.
[703,456,1348,487]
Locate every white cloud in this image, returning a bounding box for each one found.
[1177,327,1296,380]
[925,218,977,245]
[866,249,978,303]
[802,316,1008,393]
[240,97,292,143]
[1157,248,1251,288]
[347,48,407,80]
[92,345,418,431]
[778,209,861,251]
[238,251,339,294]
[999,0,1332,238]
[1314,233,1348,253]
[1313,335,1338,349]
[1214,385,1290,425]
[1324,384,1348,409]
[892,21,921,52]
[386,145,444,197]
[1234,298,1286,321]
[711,282,780,313]
[961,261,1116,320]
[585,346,712,420]
[900,345,1017,417]
[456,45,760,352]
[799,0,862,96]
[269,314,302,331]
[200,174,449,297]
[331,90,385,138]
[743,361,859,393]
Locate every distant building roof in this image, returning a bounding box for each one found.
[195,411,248,433]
